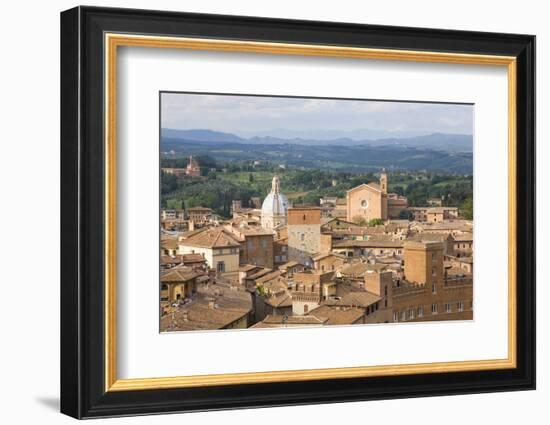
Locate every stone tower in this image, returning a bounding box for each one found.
[287,207,321,267]
[380,168,388,194]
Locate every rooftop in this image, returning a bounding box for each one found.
[180,227,241,249]
[160,283,252,331]
[161,267,204,283]
[308,305,365,325]
[250,314,327,328]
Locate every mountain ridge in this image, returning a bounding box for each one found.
[161,128,473,152]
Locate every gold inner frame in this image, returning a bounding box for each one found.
[104,33,517,392]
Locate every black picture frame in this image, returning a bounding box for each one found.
[60,5,535,419]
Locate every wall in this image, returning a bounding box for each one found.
[0,1,546,425]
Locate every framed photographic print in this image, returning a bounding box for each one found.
[60,6,536,419]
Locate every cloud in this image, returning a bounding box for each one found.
[161,92,473,137]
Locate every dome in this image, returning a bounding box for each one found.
[261,191,289,217]
[261,176,289,230]
[261,176,289,216]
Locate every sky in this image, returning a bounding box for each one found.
[161,92,473,140]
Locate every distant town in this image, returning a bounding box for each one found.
[159,155,473,332]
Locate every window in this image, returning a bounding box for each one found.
[432,252,437,261]
[300,233,305,242]
[161,284,168,291]
[445,303,452,313]
[384,299,388,308]
[408,308,415,320]
[432,267,437,277]
[401,310,406,321]
[393,312,398,322]
[384,286,388,296]
[261,239,267,249]
[303,304,309,314]
[457,301,464,311]
[431,304,438,314]
[217,261,225,273]
[417,305,424,317]
[432,283,437,294]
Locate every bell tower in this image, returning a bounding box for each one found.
[380,168,388,194]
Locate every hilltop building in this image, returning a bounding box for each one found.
[261,176,289,230]
[186,155,201,177]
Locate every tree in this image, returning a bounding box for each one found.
[460,197,473,220]
[248,173,254,183]
[368,218,384,227]
[166,199,183,209]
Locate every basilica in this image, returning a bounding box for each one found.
[261,175,289,230]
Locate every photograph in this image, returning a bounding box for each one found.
[159,92,474,332]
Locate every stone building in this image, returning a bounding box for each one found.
[161,167,187,177]
[346,170,408,222]
[391,241,473,322]
[261,176,289,230]
[160,266,203,304]
[289,271,337,315]
[287,207,321,267]
[185,155,201,177]
[408,207,459,222]
[452,233,474,257]
[312,252,346,273]
[224,224,274,269]
[178,227,241,280]
[187,207,212,224]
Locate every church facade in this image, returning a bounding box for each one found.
[346,170,389,222]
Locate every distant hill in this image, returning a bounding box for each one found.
[161,129,244,143]
[160,138,473,174]
[161,128,472,152]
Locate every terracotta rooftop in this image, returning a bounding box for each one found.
[160,283,252,331]
[264,291,292,308]
[180,227,241,249]
[161,236,179,250]
[338,262,370,277]
[161,267,203,283]
[250,314,327,328]
[308,305,365,325]
[332,239,403,248]
[311,252,346,261]
[323,283,382,308]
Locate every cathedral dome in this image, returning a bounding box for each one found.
[261,176,289,229]
[261,191,289,217]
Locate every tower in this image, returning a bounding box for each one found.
[287,207,321,267]
[403,241,444,287]
[380,168,388,194]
